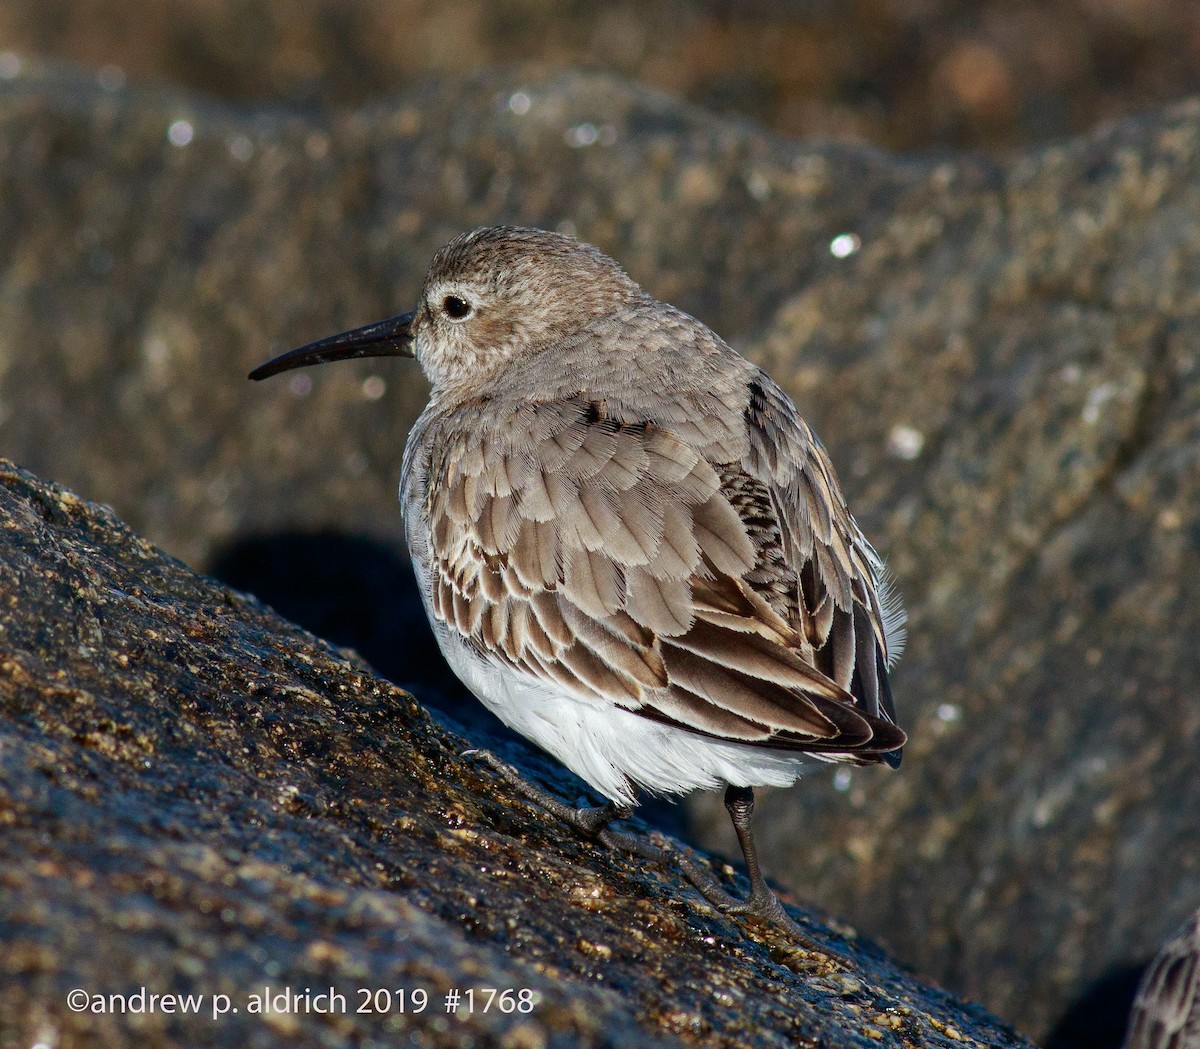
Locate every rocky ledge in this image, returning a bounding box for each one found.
[0,461,1032,1048]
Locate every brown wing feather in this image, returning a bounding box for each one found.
[744,374,904,737]
[1124,909,1200,1049]
[422,389,903,762]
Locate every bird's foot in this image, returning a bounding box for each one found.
[673,849,812,940]
[466,750,817,946]
[463,748,640,844]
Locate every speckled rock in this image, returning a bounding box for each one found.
[2,60,1199,1046]
[0,461,1031,1049]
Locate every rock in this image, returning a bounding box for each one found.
[730,94,1200,1044]
[2,59,1200,1044]
[0,59,907,567]
[0,460,1032,1049]
[3,0,1200,149]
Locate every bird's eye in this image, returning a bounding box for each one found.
[442,295,472,319]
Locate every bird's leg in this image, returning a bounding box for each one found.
[676,785,805,935]
[470,751,810,938]
[465,749,639,846]
[723,786,793,923]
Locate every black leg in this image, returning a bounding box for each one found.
[676,785,807,936]
[470,751,811,941]
[723,786,792,923]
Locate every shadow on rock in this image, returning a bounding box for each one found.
[208,531,460,708]
[1043,962,1145,1049]
[206,529,691,841]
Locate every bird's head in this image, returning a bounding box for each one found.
[249,226,640,398]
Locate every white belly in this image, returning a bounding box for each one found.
[433,614,816,806]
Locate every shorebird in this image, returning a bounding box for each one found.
[1124,907,1200,1049]
[250,225,906,930]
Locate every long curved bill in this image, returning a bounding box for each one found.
[248,310,416,381]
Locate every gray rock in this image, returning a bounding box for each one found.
[729,97,1200,1042]
[2,58,1199,1043]
[0,460,1032,1049]
[0,59,908,566]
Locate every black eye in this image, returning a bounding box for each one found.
[442,295,472,319]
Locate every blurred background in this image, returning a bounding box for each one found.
[5,0,1200,152]
[5,4,1200,1048]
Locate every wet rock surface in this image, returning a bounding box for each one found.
[0,461,1032,1049]
[2,60,1199,1045]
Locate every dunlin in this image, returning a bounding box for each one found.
[1125,908,1200,1049]
[251,226,906,929]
